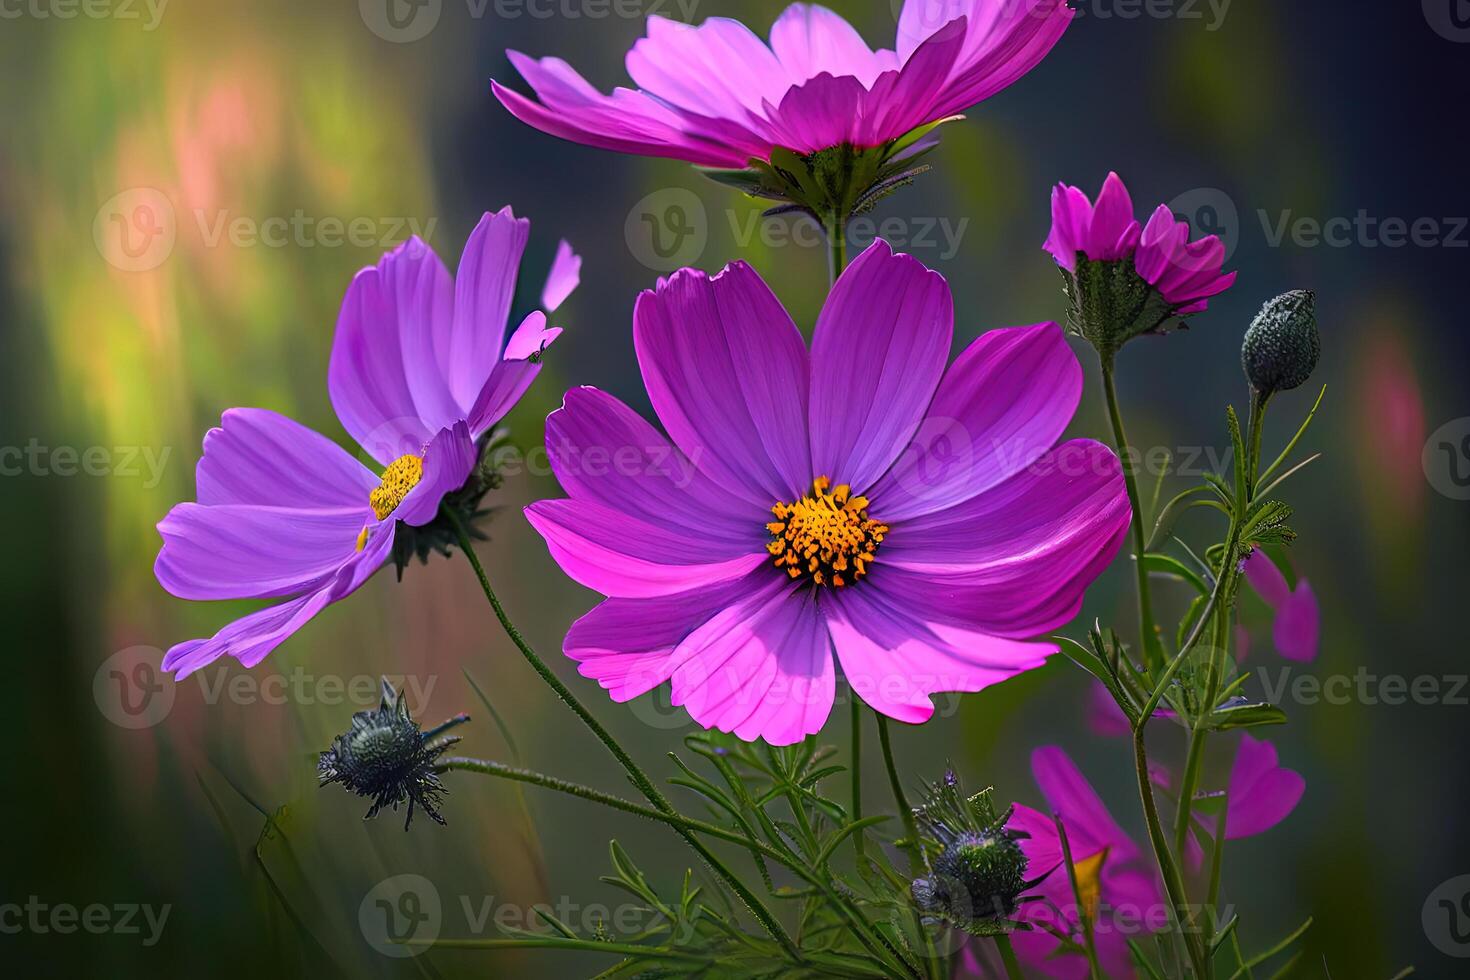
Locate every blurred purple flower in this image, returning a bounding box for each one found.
[155,210,577,676]
[1044,171,1237,315]
[1224,733,1305,839]
[492,1,1073,167]
[526,241,1129,745]
[1242,550,1319,661]
[1007,747,1164,979]
[1086,680,1175,737]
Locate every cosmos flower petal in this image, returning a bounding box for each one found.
[1031,746,1139,861]
[544,386,767,544]
[447,208,532,411]
[1272,579,1319,661]
[194,407,377,508]
[627,15,790,118]
[525,498,768,598]
[161,525,396,678]
[391,421,478,527]
[155,503,370,601]
[329,238,461,465]
[670,581,834,746]
[1227,734,1305,838]
[763,72,870,154]
[770,3,893,86]
[540,239,582,313]
[1243,549,1291,608]
[928,0,1074,118]
[809,240,953,493]
[464,312,560,435]
[870,324,1085,519]
[826,583,1052,723]
[563,573,765,702]
[882,439,1126,569]
[634,261,813,505]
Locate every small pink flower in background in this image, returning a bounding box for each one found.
[155,210,577,676]
[1085,680,1176,737]
[1044,171,1237,317]
[492,1,1074,167]
[1006,747,1164,979]
[1242,550,1319,662]
[526,240,1131,745]
[1223,733,1305,839]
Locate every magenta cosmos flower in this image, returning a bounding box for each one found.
[1007,747,1165,979]
[1045,172,1237,358]
[492,1,1073,169]
[1242,550,1319,661]
[525,240,1130,745]
[154,210,579,677]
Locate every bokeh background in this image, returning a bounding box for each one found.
[3,0,1468,976]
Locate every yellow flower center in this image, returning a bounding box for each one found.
[766,476,888,588]
[369,454,424,521]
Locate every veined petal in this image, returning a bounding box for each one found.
[544,386,766,546]
[826,583,1052,723]
[669,580,834,745]
[155,503,369,600]
[627,15,790,119]
[868,323,1084,520]
[465,311,562,435]
[809,240,953,494]
[448,208,530,411]
[770,3,893,86]
[525,498,767,598]
[633,261,812,505]
[329,239,460,465]
[161,523,395,677]
[194,408,376,509]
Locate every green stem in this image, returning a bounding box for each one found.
[1100,357,1165,671]
[1054,814,1104,980]
[876,714,921,875]
[446,513,802,966]
[825,211,848,284]
[850,697,865,862]
[1133,726,1208,976]
[994,934,1025,980]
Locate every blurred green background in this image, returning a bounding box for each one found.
[2,0,1468,976]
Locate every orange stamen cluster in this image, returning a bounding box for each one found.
[766,476,888,588]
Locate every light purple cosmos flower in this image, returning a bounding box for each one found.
[1007,747,1165,979]
[524,240,1130,745]
[155,209,578,677]
[1045,171,1238,316]
[1242,550,1319,661]
[492,1,1074,168]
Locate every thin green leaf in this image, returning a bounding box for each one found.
[1258,385,1326,486]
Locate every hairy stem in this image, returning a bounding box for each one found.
[447,512,802,965]
[1101,357,1165,671]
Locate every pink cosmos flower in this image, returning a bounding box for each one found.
[1242,550,1319,662]
[492,1,1074,168]
[1044,171,1237,316]
[154,210,579,676]
[1161,732,1305,869]
[1007,747,1165,979]
[525,240,1130,745]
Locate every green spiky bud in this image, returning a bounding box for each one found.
[1241,290,1319,394]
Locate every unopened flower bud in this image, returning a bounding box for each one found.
[1241,290,1319,394]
